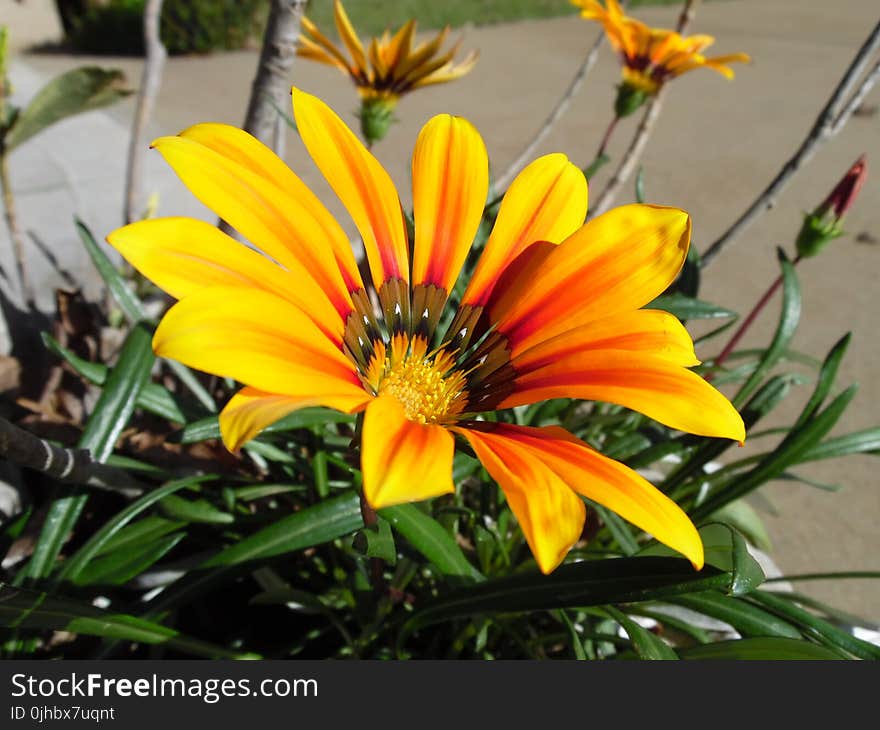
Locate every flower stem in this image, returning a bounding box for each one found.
[707,254,802,380]
[0,153,32,307]
[595,114,620,161]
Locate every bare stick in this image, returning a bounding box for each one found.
[242,0,307,151]
[124,0,166,225]
[587,0,699,218]
[493,30,606,192]
[701,20,880,267]
[0,154,31,306]
[0,416,143,497]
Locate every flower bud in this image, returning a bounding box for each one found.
[614,82,649,118]
[796,155,867,259]
[358,97,397,146]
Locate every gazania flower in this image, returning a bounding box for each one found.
[297,0,478,144]
[108,89,745,574]
[572,0,749,115]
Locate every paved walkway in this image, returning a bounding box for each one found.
[3,0,879,617]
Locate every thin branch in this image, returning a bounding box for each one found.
[242,0,307,152]
[701,20,880,267]
[124,0,166,225]
[586,0,699,218]
[0,154,31,307]
[0,416,144,497]
[493,29,606,192]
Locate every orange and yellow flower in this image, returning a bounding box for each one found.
[108,90,745,574]
[572,0,749,112]
[297,0,478,143]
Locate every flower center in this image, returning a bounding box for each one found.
[374,340,466,425]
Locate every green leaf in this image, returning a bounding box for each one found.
[178,407,354,443]
[159,494,233,525]
[74,533,184,586]
[57,476,209,584]
[691,385,858,520]
[593,504,639,556]
[750,590,880,660]
[0,584,257,659]
[203,492,363,568]
[401,557,737,640]
[639,523,764,596]
[734,250,800,407]
[76,219,146,324]
[801,428,880,462]
[670,592,802,638]
[1,508,32,561]
[95,516,186,557]
[381,503,483,581]
[634,166,646,204]
[679,637,844,660]
[650,293,736,320]
[353,517,397,564]
[42,332,186,424]
[19,324,154,584]
[606,605,678,659]
[793,332,851,428]
[5,67,131,151]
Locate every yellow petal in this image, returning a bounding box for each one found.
[455,425,586,574]
[154,286,363,397]
[107,217,344,345]
[219,386,369,452]
[462,153,587,308]
[292,88,409,289]
[334,0,369,74]
[464,423,703,569]
[511,309,700,371]
[411,114,488,294]
[410,50,479,88]
[300,16,355,74]
[500,350,745,442]
[361,395,455,509]
[179,123,363,295]
[490,204,690,353]
[151,133,355,317]
[296,36,350,73]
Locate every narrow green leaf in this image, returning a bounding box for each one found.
[606,605,678,659]
[750,590,880,660]
[593,504,639,556]
[95,516,186,557]
[692,385,858,520]
[801,428,880,462]
[42,332,185,423]
[178,408,354,443]
[634,166,646,204]
[670,592,802,638]
[5,67,131,150]
[793,333,851,428]
[74,533,184,586]
[679,637,844,660]
[159,494,233,525]
[650,293,736,320]
[381,503,483,581]
[401,557,734,639]
[58,476,209,583]
[734,251,800,407]
[0,584,257,659]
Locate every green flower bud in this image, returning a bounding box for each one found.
[795,213,844,259]
[614,83,649,118]
[359,97,397,146]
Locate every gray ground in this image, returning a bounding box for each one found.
[2,0,878,619]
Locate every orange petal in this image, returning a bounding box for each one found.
[412,114,488,293]
[300,15,355,75]
[153,286,364,398]
[151,133,355,317]
[462,153,587,308]
[490,204,691,353]
[292,88,409,288]
[333,0,368,75]
[361,395,455,509]
[220,386,369,452]
[107,216,344,345]
[179,123,363,295]
[511,309,699,371]
[500,350,745,442]
[454,425,586,574]
[462,423,703,569]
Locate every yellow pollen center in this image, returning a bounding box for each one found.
[377,355,463,425]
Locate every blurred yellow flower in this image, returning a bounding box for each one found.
[108,89,746,573]
[297,0,478,143]
[573,0,749,113]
